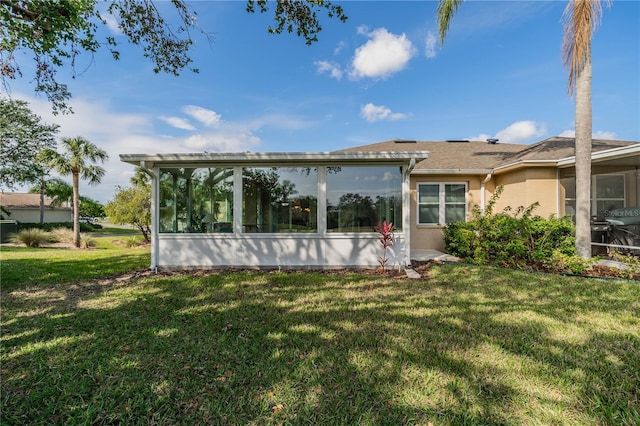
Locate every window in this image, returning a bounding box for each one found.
[417,183,467,225]
[326,166,402,232]
[596,174,625,218]
[158,167,234,233]
[242,167,317,233]
[561,174,625,219]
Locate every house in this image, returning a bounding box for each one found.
[120,136,640,270]
[0,192,72,223]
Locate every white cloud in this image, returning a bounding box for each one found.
[10,94,263,203]
[495,121,546,143]
[103,13,121,35]
[425,31,438,59]
[350,28,416,79]
[334,41,346,55]
[158,115,196,131]
[182,132,259,152]
[315,60,343,80]
[360,103,407,123]
[469,120,546,144]
[559,129,617,140]
[182,105,221,127]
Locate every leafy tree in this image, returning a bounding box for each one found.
[437,0,608,259]
[79,196,105,219]
[42,137,108,247]
[105,173,151,241]
[1,0,347,113]
[29,177,73,224]
[0,98,58,188]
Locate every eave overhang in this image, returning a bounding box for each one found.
[410,168,493,175]
[557,143,640,167]
[120,151,429,168]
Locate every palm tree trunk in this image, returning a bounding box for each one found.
[574,46,593,259]
[72,172,81,248]
[39,180,45,225]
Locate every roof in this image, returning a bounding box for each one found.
[340,137,640,174]
[120,151,430,167]
[0,192,66,209]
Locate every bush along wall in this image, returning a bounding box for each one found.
[16,222,101,232]
[443,186,576,269]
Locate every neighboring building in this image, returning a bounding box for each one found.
[0,192,73,223]
[121,136,640,270]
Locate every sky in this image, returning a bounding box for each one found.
[5,0,640,203]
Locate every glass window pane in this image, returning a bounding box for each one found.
[445,184,466,202]
[419,205,438,224]
[243,167,317,233]
[445,204,465,223]
[190,168,234,233]
[561,176,576,199]
[327,166,402,232]
[596,175,624,199]
[597,200,624,218]
[159,167,234,233]
[418,184,439,203]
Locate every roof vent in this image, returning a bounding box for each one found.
[394,139,416,144]
[446,139,469,143]
[487,138,499,144]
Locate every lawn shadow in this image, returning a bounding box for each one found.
[2,266,638,424]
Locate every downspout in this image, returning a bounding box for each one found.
[140,161,158,272]
[481,173,492,215]
[403,158,417,268]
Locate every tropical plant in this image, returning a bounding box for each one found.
[376,220,395,274]
[41,137,108,247]
[28,177,73,224]
[437,0,609,259]
[1,1,346,113]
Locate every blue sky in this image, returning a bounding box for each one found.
[7,1,640,203]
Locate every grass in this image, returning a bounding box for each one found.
[1,249,639,425]
[90,226,141,236]
[0,238,149,291]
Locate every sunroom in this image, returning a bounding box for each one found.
[121,151,428,270]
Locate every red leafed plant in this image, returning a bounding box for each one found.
[376,220,395,274]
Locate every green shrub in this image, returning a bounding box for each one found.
[17,221,98,232]
[610,252,640,279]
[443,186,576,269]
[543,250,596,275]
[10,228,51,248]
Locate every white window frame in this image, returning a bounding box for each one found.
[417,182,468,225]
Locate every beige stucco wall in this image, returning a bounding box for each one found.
[492,167,559,218]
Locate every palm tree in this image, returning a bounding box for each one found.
[29,177,73,224]
[437,0,608,259]
[42,137,108,247]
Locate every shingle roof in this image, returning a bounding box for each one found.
[0,192,61,209]
[338,137,639,172]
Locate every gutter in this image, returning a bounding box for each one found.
[480,173,492,214]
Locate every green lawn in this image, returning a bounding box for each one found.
[1,247,639,425]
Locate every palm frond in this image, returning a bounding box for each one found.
[562,0,609,94]
[436,0,464,44]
